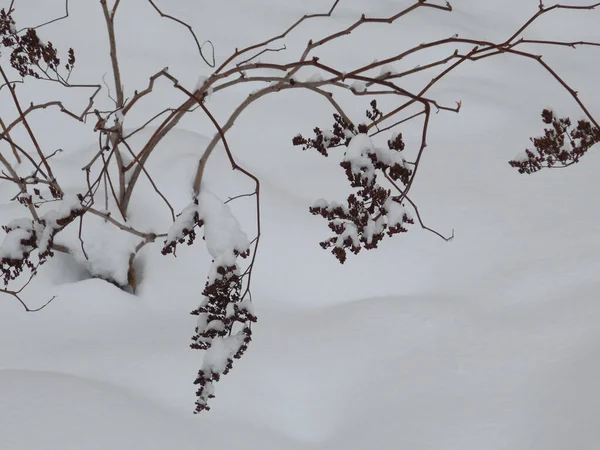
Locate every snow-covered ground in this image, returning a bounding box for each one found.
[1,0,600,448]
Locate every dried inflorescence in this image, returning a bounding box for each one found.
[292,113,355,156]
[0,222,37,286]
[366,99,383,123]
[0,8,75,79]
[161,195,255,412]
[161,199,203,256]
[295,109,414,263]
[0,206,83,286]
[509,109,600,174]
[190,257,255,413]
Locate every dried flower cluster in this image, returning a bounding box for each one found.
[190,257,256,413]
[509,109,600,174]
[295,110,414,263]
[0,8,75,79]
[292,113,356,156]
[161,194,255,412]
[1,205,82,286]
[161,200,203,256]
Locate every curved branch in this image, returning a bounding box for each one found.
[215,0,340,73]
[196,101,261,300]
[16,0,70,32]
[146,0,215,67]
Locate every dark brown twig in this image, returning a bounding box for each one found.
[146,0,215,67]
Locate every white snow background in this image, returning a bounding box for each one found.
[1,0,600,448]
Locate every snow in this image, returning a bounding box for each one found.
[384,197,410,228]
[344,133,376,179]
[0,227,32,260]
[364,216,385,243]
[115,109,124,125]
[305,73,325,83]
[1,0,600,448]
[165,201,199,246]
[312,198,329,209]
[343,133,407,183]
[203,333,247,375]
[0,196,82,266]
[198,190,249,259]
[335,222,360,248]
[164,189,249,284]
[194,75,214,96]
[378,64,397,77]
[350,80,367,93]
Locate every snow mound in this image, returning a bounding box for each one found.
[0,370,304,450]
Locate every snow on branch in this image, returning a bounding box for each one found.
[1,196,83,286]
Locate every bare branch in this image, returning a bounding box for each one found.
[0,116,21,163]
[2,289,56,312]
[16,0,70,32]
[383,171,453,242]
[215,0,340,73]
[119,138,176,221]
[196,100,261,301]
[146,0,215,67]
[100,0,124,107]
[0,66,62,195]
[236,45,287,66]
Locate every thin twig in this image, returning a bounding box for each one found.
[16,0,70,32]
[146,0,215,67]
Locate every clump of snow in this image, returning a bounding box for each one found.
[512,150,532,163]
[334,222,360,248]
[165,202,199,245]
[195,75,208,91]
[384,198,411,228]
[237,297,255,316]
[202,333,246,374]
[343,134,377,182]
[164,189,250,280]
[0,227,33,260]
[207,250,240,283]
[312,198,329,209]
[194,75,213,96]
[115,109,124,125]
[378,64,397,77]
[198,190,249,259]
[73,219,139,287]
[363,216,385,244]
[1,195,83,261]
[344,134,408,184]
[305,73,324,83]
[350,81,367,93]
